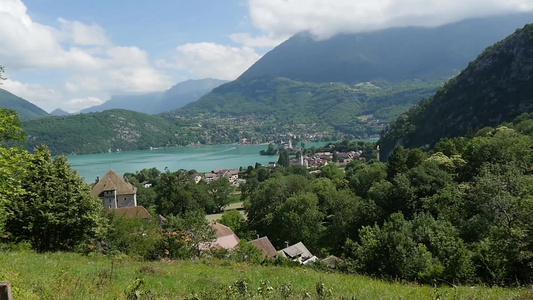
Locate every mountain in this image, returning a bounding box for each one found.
[172,77,444,135]
[167,14,533,139]
[239,13,533,84]
[23,109,182,155]
[50,108,69,116]
[0,88,49,120]
[378,23,533,160]
[80,78,227,114]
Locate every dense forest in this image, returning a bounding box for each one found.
[22,109,183,155]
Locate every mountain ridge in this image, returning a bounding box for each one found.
[378,23,533,159]
[238,13,533,84]
[80,78,227,114]
[0,88,49,120]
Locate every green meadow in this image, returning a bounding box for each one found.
[1,251,530,300]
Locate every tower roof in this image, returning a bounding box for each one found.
[91,169,137,197]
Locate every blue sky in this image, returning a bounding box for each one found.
[1,0,532,112]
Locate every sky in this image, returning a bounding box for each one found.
[1,0,533,113]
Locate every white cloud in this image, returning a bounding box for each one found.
[158,42,262,80]
[0,0,172,112]
[67,97,103,110]
[4,79,105,113]
[247,0,533,40]
[2,79,64,111]
[230,32,288,48]
[57,17,111,46]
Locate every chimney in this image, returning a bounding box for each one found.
[256,234,260,239]
[284,241,289,248]
[95,176,100,184]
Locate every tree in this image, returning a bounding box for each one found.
[162,211,216,259]
[0,108,25,146]
[386,145,409,180]
[0,147,30,236]
[105,213,161,259]
[345,212,473,284]
[245,174,310,238]
[219,210,251,239]
[277,149,290,167]
[155,171,210,216]
[208,177,233,213]
[231,240,264,264]
[0,108,28,235]
[348,162,387,198]
[325,189,379,254]
[271,193,323,251]
[4,146,106,251]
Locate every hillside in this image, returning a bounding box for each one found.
[50,108,69,116]
[23,109,181,155]
[379,23,533,160]
[171,77,443,136]
[165,14,533,141]
[239,13,533,84]
[0,88,49,120]
[0,251,525,299]
[80,78,227,114]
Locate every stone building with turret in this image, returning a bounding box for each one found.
[91,169,137,210]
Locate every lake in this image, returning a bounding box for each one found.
[68,142,333,183]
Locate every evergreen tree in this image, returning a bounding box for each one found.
[277,149,290,167]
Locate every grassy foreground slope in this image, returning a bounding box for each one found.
[1,251,530,300]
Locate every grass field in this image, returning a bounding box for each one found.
[206,201,245,222]
[1,251,531,299]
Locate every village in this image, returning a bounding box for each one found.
[88,141,355,268]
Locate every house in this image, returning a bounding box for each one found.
[141,181,152,188]
[202,222,240,250]
[204,172,219,183]
[250,236,277,258]
[92,169,137,210]
[277,242,318,265]
[225,169,239,181]
[192,173,203,184]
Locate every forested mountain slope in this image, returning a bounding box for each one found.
[0,88,49,120]
[171,77,443,135]
[23,109,180,155]
[379,23,533,160]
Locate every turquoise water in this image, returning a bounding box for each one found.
[68,142,331,183]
